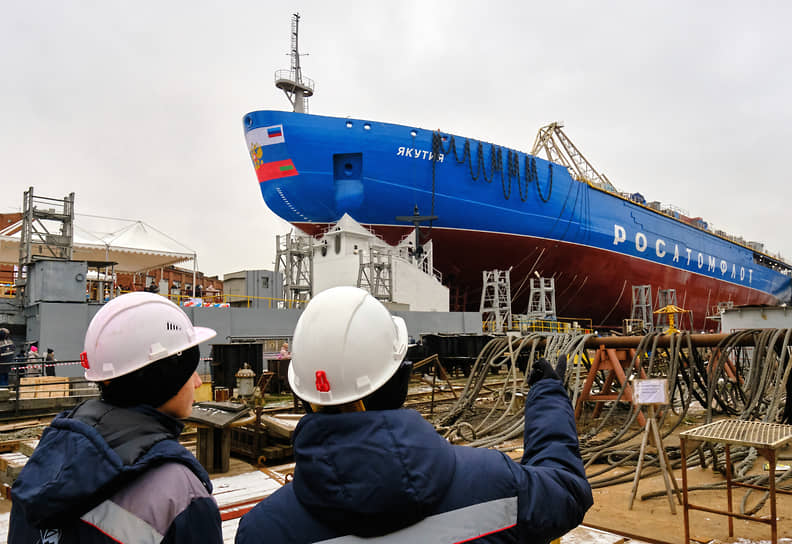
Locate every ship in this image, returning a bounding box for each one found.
[242,14,792,330]
[241,109,792,329]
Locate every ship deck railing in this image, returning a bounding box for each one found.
[588,180,790,268]
[483,318,594,335]
[0,283,15,298]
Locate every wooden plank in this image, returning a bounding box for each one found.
[0,420,42,433]
[19,377,70,399]
[259,414,300,441]
[18,440,39,457]
[5,454,28,479]
[0,442,20,454]
[0,453,26,473]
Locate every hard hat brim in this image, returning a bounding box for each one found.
[192,326,218,348]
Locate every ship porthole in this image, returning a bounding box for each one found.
[346,121,353,128]
[363,123,371,130]
[410,129,417,137]
[245,116,252,128]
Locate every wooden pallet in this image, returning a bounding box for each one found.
[19,377,71,399]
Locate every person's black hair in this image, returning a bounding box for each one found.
[362,360,413,411]
[99,345,200,409]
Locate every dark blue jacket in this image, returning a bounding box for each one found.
[9,400,223,544]
[236,379,592,543]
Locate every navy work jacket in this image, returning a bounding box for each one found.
[9,400,223,544]
[236,378,592,543]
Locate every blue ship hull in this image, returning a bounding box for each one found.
[243,110,792,329]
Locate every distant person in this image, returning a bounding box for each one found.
[26,344,39,361]
[236,286,593,543]
[278,341,290,359]
[10,292,223,543]
[26,345,41,376]
[45,348,56,376]
[0,328,14,387]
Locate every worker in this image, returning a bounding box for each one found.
[236,286,592,543]
[278,341,290,359]
[25,344,42,377]
[9,292,223,543]
[44,348,56,376]
[0,328,13,387]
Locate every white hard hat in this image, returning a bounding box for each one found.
[82,291,216,381]
[288,286,408,406]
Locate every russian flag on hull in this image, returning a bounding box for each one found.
[246,124,297,182]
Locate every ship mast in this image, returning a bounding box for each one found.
[275,13,315,113]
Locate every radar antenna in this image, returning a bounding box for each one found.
[275,13,315,113]
[531,122,616,192]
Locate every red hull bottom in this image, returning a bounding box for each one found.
[294,223,776,330]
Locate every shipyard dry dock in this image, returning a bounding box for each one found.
[1,190,792,542]
[1,326,792,543]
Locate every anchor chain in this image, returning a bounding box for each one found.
[431,131,554,204]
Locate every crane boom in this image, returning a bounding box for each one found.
[531,122,616,192]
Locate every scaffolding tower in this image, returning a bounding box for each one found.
[480,270,512,332]
[16,187,75,301]
[275,232,313,307]
[358,246,393,303]
[630,285,653,331]
[527,277,557,321]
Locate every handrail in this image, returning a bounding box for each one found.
[482,318,594,335]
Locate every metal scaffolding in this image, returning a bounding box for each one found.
[630,284,653,331]
[16,187,75,302]
[527,277,556,321]
[358,246,393,303]
[275,232,313,307]
[480,269,512,332]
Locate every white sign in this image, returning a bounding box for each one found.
[633,378,668,405]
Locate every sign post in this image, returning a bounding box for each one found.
[628,378,682,513]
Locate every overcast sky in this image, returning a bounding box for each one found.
[2,1,791,278]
